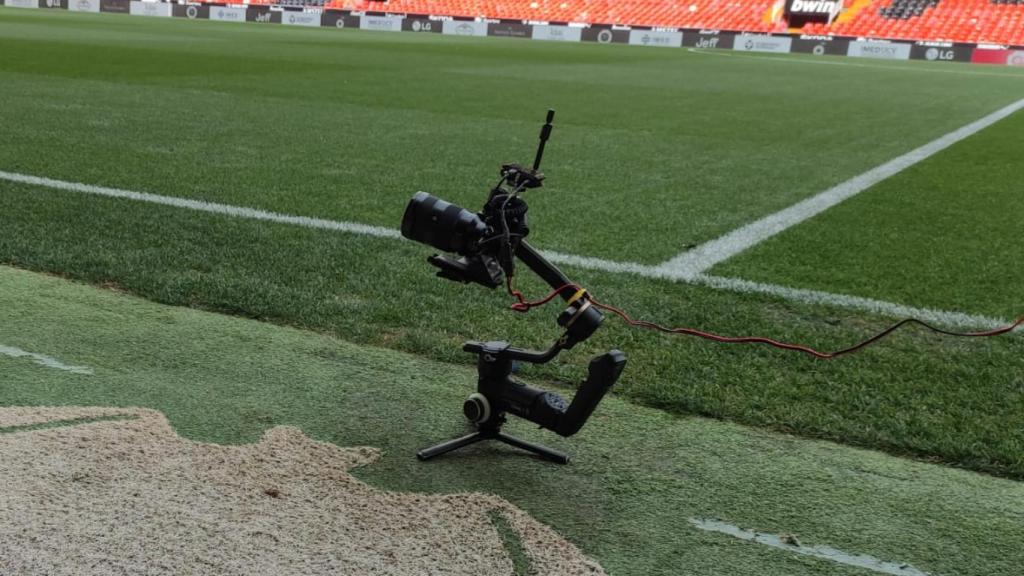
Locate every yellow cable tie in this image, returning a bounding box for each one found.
[568,288,588,303]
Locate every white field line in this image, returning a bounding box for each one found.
[655,97,1024,279]
[0,344,93,375]
[0,171,402,240]
[1,170,1019,333]
[693,275,1014,331]
[690,519,931,576]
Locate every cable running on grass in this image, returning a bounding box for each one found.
[505,281,1024,360]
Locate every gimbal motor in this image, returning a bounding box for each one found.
[400,110,627,464]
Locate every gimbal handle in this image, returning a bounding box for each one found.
[463,340,562,364]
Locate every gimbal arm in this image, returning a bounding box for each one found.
[515,241,577,301]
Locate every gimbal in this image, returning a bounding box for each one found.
[402,111,627,463]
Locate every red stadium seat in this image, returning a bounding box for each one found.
[323,0,786,31]
[825,0,1024,44]
[235,0,1024,45]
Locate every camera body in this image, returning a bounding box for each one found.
[401,165,535,290]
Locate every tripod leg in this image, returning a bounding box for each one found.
[497,432,570,464]
[417,432,485,461]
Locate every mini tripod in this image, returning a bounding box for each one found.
[416,245,627,464]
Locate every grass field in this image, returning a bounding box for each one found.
[4,266,1023,575]
[1,9,1024,569]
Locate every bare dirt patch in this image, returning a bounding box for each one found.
[0,407,605,575]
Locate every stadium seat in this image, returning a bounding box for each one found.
[240,0,1024,45]
[322,0,785,30]
[825,0,1024,44]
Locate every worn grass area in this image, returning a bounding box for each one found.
[716,107,1024,320]
[2,266,1023,575]
[1,8,1023,479]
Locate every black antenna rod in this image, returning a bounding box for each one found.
[532,109,555,171]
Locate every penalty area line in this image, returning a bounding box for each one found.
[655,97,1024,279]
[0,170,1018,333]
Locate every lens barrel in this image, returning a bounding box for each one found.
[401,192,489,255]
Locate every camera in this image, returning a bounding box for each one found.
[401,111,627,464]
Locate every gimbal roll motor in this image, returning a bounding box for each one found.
[400,110,627,464]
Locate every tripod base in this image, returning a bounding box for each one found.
[417,429,569,464]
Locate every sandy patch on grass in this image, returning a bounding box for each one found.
[0,407,604,576]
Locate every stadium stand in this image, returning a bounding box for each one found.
[820,0,1024,44]
[262,0,1024,45]
[324,0,781,30]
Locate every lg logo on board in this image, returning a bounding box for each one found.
[925,47,954,61]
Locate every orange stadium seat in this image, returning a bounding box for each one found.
[309,0,1024,45]
[326,0,783,30]
[825,0,1024,45]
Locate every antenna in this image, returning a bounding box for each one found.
[532,109,555,171]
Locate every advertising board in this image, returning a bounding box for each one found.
[441,19,486,36]
[282,10,321,27]
[488,22,531,38]
[322,11,359,28]
[360,14,403,32]
[683,30,735,50]
[173,4,208,19]
[970,48,1008,64]
[402,17,441,33]
[791,34,849,55]
[531,25,582,42]
[628,29,682,48]
[5,0,39,8]
[208,5,245,22]
[785,0,841,26]
[910,41,971,62]
[130,1,172,17]
[581,27,628,44]
[246,7,279,23]
[847,40,911,60]
[733,34,792,53]
[99,0,128,12]
[69,0,100,12]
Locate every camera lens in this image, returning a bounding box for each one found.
[401,192,489,255]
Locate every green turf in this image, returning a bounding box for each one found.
[1,8,1023,480]
[2,265,1023,575]
[488,510,532,576]
[2,8,1024,266]
[715,107,1024,320]
[3,179,1023,479]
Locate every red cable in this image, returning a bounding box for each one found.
[506,277,577,312]
[505,280,1024,360]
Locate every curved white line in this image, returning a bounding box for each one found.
[0,344,93,375]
